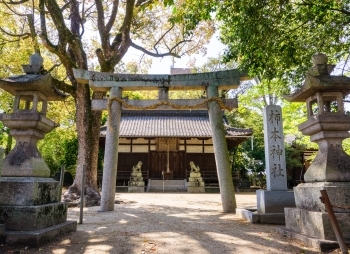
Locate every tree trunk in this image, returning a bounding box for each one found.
[89,92,105,190]
[63,82,101,206]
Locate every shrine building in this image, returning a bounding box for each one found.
[99,109,253,187]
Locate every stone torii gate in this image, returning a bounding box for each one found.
[74,69,249,213]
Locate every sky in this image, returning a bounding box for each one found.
[124,32,226,75]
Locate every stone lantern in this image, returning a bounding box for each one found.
[281,54,350,251]
[0,54,76,246]
[0,73,67,177]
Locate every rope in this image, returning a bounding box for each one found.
[107,96,233,112]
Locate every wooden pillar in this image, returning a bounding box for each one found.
[100,87,122,211]
[206,85,236,213]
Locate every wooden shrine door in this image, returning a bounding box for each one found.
[150,151,185,179]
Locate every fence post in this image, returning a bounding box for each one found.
[320,190,348,254]
[79,165,86,224]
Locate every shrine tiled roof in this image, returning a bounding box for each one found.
[100,110,253,138]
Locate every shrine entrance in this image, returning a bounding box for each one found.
[74,68,249,213]
[150,151,185,180]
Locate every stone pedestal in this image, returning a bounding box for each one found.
[188,172,205,193]
[0,177,77,246]
[128,171,145,193]
[257,190,295,213]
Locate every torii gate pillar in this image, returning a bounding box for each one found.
[207,85,236,212]
[100,87,122,211]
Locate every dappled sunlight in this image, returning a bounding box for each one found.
[96,226,107,231]
[168,212,202,219]
[87,238,109,243]
[205,231,252,244]
[60,239,71,245]
[118,219,129,224]
[84,244,114,253]
[52,248,67,254]
[123,212,138,217]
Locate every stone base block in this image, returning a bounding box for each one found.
[285,207,350,241]
[188,181,204,187]
[277,227,347,252]
[188,186,205,193]
[0,202,68,231]
[257,189,295,213]
[0,177,60,206]
[188,177,203,182]
[5,220,77,247]
[128,186,145,193]
[2,156,51,178]
[129,181,145,187]
[294,182,350,212]
[236,209,285,224]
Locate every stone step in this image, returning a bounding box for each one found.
[147,179,187,192]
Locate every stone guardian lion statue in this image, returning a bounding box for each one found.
[189,161,200,173]
[132,161,142,173]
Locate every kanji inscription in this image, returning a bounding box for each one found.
[263,105,288,191]
[268,110,281,125]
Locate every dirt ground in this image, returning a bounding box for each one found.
[0,192,348,254]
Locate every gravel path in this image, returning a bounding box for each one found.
[1,193,345,254]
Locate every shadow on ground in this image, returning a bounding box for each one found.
[0,193,346,254]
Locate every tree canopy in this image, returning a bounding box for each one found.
[0,0,214,203]
[173,0,350,87]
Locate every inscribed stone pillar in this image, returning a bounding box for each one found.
[100,87,122,212]
[206,85,236,213]
[256,105,295,215]
[263,105,287,191]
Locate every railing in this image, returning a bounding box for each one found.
[97,170,149,187]
[186,170,240,181]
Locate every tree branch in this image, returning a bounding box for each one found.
[130,41,181,58]
[95,0,106,47]
[0,0,28,16]
[47,63,61,73]
[153,24,175,54]
[297,1,350,16]
[0,26,30,38]
[51,76,75,95]
[39,0,59,53]
[3,0,29,4]
[328,7,350,16]
[44,0,71,47]
[105,0,119,34]
[135,0,153,7]
[111,0,134,50]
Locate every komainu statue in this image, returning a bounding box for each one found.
[128,161,145,192]
[132,161,142,173]
[189,161,200,173]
